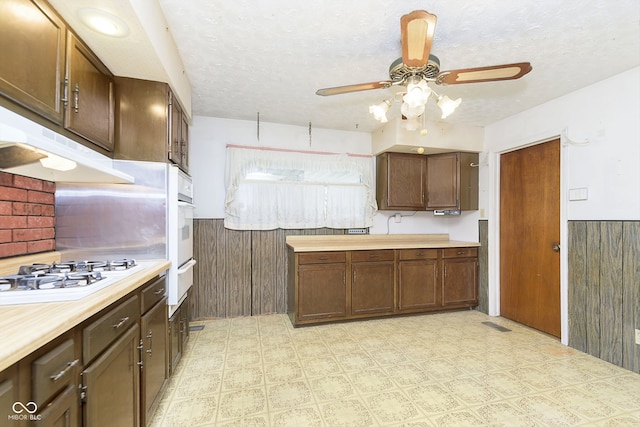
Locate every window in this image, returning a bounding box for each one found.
[224,145,377,230]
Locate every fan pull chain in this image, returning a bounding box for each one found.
[309,121,312,147]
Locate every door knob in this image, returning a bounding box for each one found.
[552,243,560,252]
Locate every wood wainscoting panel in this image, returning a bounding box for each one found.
[477,220,488,314]
[192,219,346,319]
[568,220,639,375]
[622,221,640,373]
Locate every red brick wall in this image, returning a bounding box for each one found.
[0,172,55,258]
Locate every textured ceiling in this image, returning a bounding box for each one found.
[48,0,639,133]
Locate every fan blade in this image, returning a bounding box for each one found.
[401,10,437,68]
[436,62,532,85]
[316,81,392,96]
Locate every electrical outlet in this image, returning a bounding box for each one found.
[348,228,368,235]
[635,329,640,345]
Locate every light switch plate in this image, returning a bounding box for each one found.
[635,329,640,345]
[569,187,588,201]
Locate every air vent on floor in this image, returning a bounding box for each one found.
[482,321,511,332]
[189,325,205,331]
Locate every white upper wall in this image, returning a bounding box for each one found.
[189,117,371,219]
[481,67,640,220]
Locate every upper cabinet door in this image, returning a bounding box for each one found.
[426,152,459,210]
[65,32,115,152]
[0,0,66,123]
[376,152,426,210]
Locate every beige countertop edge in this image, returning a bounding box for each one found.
[0,259,170,372]
[285,234,480,252]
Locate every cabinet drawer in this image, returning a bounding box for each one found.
[141,276,166,314]
[298,252,346,265]
[442,247,478,258]
[351,250,394,263]
[32,339,79,406]
[398,249,438,260]
[83,295,139,363]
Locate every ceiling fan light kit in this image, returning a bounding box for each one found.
[316,10,532,132]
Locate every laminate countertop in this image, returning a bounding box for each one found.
[0,258,170,372]
[286,233,481,252]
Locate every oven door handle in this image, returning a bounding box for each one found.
[177,259,197,275]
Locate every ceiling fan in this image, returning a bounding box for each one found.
[316,10,532,125]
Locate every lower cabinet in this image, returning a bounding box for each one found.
[296,252,347,322]
[351,250,395,316]
[168,294,190,376]
[140,297,168,426]
[397,249,440,312]
[82,324,140,427]
[289,246,479,326]
[0,273,186,427]
[442,248,478,307]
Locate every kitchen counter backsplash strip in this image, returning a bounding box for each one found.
[0,172,55,258]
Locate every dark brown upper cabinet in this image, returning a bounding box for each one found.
[65,33,115,152]
[0,0,67,123]
[426,152,479,211]
[376,152,427,210]
[114,77,190,172]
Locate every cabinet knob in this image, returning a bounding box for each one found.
[552,243,560,252]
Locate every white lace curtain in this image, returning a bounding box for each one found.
[224,145,377,230]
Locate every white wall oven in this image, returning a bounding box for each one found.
[167,166,196,316]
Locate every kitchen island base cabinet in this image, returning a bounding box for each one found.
[82,324,140,427]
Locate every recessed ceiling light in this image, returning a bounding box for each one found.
[78,8,129,37]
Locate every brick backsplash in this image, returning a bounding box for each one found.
[0,172,55,258]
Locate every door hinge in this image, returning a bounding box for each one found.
[80,385,87,403]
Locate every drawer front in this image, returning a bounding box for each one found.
[141,276,166,314]
[83,295,139,363]
[398,249,438,261]
[298,252,346,265]
[351,250,394,263]
[442,247,478,258]
[32,339,79,406]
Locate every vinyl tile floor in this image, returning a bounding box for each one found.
[149,310,640,426]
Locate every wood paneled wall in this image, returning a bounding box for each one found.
[477,220,489,314]
[568,221,640,374]
[192,219,346,319]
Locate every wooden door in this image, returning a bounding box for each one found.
[500,139,560,337]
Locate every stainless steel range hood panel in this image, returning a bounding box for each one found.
[0,106,134,184]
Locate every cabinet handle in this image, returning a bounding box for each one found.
[318,256,328,261]
[61,78,69,107]
[456,251,466,255]
[368,254,379,259]
[146,330,153,356]
[72,84,80,113]
[153,288,164,295]
[112,316,130,329]
[50,359,79,382]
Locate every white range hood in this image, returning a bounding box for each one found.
[0,106,133,184]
